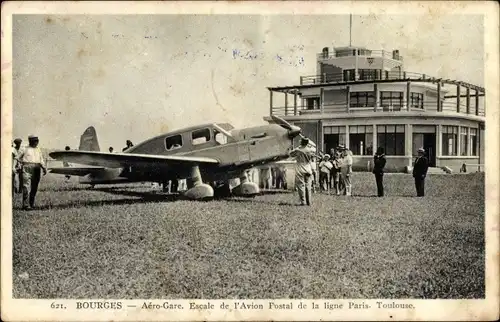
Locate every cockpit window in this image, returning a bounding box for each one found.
[192,128,211,145]
[165,134,183,150]
[214,129,228,145]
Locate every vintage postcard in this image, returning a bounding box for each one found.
[1,1,499,321]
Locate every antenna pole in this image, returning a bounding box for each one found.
[349,14,352,47]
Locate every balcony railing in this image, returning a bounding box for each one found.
[301,71,436,86]
[270,100,486,117]
[317,49,403,61]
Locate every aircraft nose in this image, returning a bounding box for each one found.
[288,125,301,138]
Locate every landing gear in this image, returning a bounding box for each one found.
[232,172,259,197]
[182,166,214,200]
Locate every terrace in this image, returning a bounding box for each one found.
[268,71,485,117]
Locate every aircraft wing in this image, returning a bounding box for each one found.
[49,166,106,176]
[48,150,220,169]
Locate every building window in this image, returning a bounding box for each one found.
[343,69,355,81]
[349,125,374,155]
[410,92,424,109]
[460,127,468,156]
[350,92,375,108]
[324,126,346,153]
[358,69,378,80]
[377,125,405,156]
[470,128,478,156]
[306,97,320,110]
[442,126,458,156]
[380,91,403,111]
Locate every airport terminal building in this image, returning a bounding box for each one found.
[264,46,485,173]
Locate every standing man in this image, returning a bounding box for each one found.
[289,137,316,206]
[340,147,354,196]
[372,147,387,197]
[413,147,429,197]
[109,146,114,153]
[17,135,47,210]
[12,138,23,194]
[319,154,333,192]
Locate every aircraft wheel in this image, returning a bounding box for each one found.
[232,182,259,197]
[184,183,214,200]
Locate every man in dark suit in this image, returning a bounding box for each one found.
[372,147,386,197]
[412,147,429,197]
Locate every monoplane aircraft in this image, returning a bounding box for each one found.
[49,116,308,200]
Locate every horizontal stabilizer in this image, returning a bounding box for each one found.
[48,150,220,169]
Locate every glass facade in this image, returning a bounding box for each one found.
[349,125,374,155]
[324,126,346,153]
[377,125,405,155]
[470,128,478,156]
[460,127,468,156]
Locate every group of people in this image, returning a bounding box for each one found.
[289,137,430,205]
[289,137,354,206]
[12,135,48,210]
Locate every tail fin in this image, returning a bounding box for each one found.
[79,126,100,152]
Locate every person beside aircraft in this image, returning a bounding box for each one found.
[372,147,387,197]
[17,135,47,210]
[12,138,23,195]
[319,154,333,192]
[413,147,429,197]
[330,150,342,195]
[339,146,353,196]
[275,165,287,190]
[289,137,316,206]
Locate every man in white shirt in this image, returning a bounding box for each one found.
[289,137,316,206]
[12,138,23,194]
[17,135,47,210]
[340,147,354,196]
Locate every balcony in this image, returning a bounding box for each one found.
[317,49,404,62]
[270,100,486,118]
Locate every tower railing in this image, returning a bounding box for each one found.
[270,100,485,117]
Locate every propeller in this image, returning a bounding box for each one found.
[271,115,302,138]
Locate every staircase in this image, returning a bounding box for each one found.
[405,166,449,174]
[427,167,449,174]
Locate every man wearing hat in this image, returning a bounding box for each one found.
[16,135,47,210]
[289,137,316,206]
[319,154,333,192]
[339,146,354,196]
[12,138,23,194]
[412,147,429,197]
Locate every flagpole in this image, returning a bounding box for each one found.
[349,14,352,47]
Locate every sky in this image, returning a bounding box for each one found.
[12,14,484,150]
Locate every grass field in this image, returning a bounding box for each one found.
[12,172,485,299]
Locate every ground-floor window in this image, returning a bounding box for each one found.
[324,126,346,153]
[442,126,458,156]
[349,125,373,155]
[470,128,478,156]
[460,127,468,156]
[377,125,405,155]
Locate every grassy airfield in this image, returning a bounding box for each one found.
[12,172,484,299]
